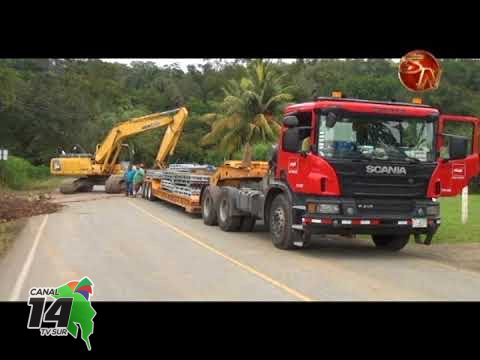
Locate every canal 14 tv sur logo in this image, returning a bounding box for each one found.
[27,277,96,351]
[28,287,70,336]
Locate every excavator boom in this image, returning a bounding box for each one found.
[154,107,188,168]
[95,107,188,172]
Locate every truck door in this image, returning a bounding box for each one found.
[433,115,480,196]
[276,111,314,193]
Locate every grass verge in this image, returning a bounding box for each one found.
[435,194,480,244]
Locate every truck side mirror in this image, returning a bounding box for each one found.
[283,128,301,153]
[447,135,469,160]
[283,127,312,153]
[283,116,299,127]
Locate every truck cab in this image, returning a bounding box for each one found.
[267,94,479,250]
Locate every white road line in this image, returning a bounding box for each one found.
[9,215,49,301]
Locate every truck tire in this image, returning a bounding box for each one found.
[239,216,256,232]
[147,183,156,201]
[142,183,148,198]
[202,187,218,226]
[217,188,241,232]
[269,194,301,250]
[372,234,410,251]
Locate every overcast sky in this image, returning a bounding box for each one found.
[101,58,301,70]
[102,58,401,71]
[102,58,205,69]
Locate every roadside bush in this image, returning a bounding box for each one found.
[470,176,480,193]
[252,143,274,161]
[0,156,50,190]
[231,142,275,162]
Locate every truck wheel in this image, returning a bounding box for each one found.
[239,216,256,232]
[217,188,241,232]
[372,234,410,251]
[202,187,218,226]
[269,194,300,250]
[147,183,156,201]
[142,183,148,198]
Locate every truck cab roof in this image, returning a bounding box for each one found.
[285,97,440,118]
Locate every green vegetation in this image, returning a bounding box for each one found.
[201,60,292,157]
[0,155,60,191]
[435,195,480,243]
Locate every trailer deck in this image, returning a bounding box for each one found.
[144,165,215,213]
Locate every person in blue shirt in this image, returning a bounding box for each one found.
[125,165,136,196]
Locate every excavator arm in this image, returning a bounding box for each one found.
[94,107,188,172]
[154,107,188,168]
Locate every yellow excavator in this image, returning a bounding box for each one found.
[50,107,188,194]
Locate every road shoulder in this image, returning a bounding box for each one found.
[0,215,47,300]
[405,242,480,274]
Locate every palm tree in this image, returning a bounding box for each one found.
[201,59,295,157]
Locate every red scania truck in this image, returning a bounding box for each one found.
[199,93,480,251]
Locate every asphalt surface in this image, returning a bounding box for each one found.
[2,189,480,301]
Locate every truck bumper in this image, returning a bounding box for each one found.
[299,216,441,237]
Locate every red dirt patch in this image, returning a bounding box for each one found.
[0,192,62,222]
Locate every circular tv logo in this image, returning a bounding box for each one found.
[398,50,442,92]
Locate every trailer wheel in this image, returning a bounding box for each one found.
[217,188,241,232]
[147,183,156,201]
[239,216,256,232]
[372,234,410,251]
[269,194,302,250]
[202,187,218,226]
[142,183,148,198]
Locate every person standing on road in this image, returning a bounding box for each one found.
[128,165,137,196]
[124,165,135,197]
[133,164,145,198]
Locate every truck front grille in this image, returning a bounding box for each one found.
[328,160,437,199]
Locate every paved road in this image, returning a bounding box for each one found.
[2,191,480,301]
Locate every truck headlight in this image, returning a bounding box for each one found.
[426,206,439,216]
[317,204,340,214]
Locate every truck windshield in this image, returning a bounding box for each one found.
[317,113,436,162]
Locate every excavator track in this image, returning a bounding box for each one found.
[105,175,125,194]
[59,178,95,194]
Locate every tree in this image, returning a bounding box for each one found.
[200,59,294,157]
